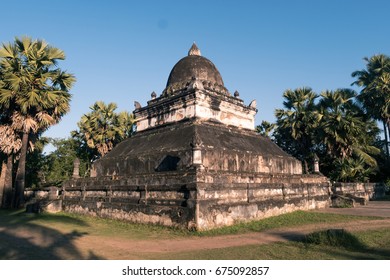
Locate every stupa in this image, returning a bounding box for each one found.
[62,44,330,230]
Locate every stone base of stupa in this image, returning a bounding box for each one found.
[62,121,330,230]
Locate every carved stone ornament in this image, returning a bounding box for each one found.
[191,129,202,148]
[188,42,201,56]
[134,101,141,109]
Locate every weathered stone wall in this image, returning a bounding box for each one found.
[193,90,256,130]
[134,89,256,132]
[135,91,197,132]
[24,187,62,213]
[195,172,330,230]
[61,172,198,229]
[27,180,388,230]
[25,170,331,231]
[332,182,386,202]
[202,150,302,174]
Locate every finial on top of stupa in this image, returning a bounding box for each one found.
[188,42,201,56]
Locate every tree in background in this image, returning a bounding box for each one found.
[316,89,380,181]
[274,87,320,173]
[72,101,134,159]
[27,137,90,188]
[255,120,275,138]
[28,104,134,188]
[24,137,49,189]
[0,124,21,208]
[0,37,75,207]
[272,87,382,182]
[1,102,133,192]
[352,54,390,158]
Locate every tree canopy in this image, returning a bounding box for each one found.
[273,87,383,182]
[72,101,134,159]
[352,54,390,157]
[0,36,75,207]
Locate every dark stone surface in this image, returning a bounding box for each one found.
[331,195,355,208]
[94,120,300,177]
[166,55,224,88]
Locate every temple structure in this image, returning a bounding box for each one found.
[62,44,330,230]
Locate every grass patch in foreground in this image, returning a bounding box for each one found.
[194,210,382,236]
[150,228,390,260]
[0,209,186,240]
[375,195,390,201]
[0,209,384,240]
[304,229,364,249]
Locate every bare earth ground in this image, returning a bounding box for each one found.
[1,201,390,259]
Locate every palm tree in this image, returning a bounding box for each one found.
[256,120,275,138]
[352,54,390,157]
[0,37,75,207]
[0,123,22,208]
[331,157,375,182]
[118,111,136,137]
[317,89,380,181]
[318,89,358,159]
[0,69,21,208]
[274,87,319,172]
[375,72,390,117]
[74,101,134,159]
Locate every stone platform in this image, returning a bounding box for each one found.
[61,170,329,230]
[61,121,330,230]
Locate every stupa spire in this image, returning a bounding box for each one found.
[188,42,201,56]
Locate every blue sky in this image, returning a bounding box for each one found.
[1,0,390,145]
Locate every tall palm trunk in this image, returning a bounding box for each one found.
[0,160,6,208]
[2,155,13,208]
[387,119,390,159]
[14,132,28,208]
[384,120,390,159]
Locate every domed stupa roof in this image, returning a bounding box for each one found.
[164,43,226,94]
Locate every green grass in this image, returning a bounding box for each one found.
[149,228,390,260]
[193,210,382,236]
[0,209,187,240]
[0,209,383,239]
[304,229,364,249]
[375,195,390,201]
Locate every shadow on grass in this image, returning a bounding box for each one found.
[0,209,89,226]
[374,195,390,201]
[301,229,390,260]
[263,228,390,259]
[0,210,104,260]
